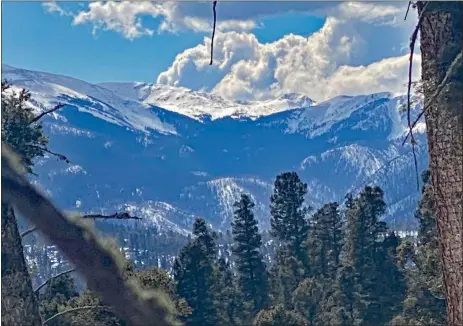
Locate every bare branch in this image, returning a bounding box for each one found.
[83,212,142,220]
[406,1,429,191]
[404,1,413,20]
[1,143,179,326]
[28,103,66,125]
[209,1,218,65]
[34,268,76,295]
[402,51,463,145]
[29,145,70,163]
[42,306,112,325]
[21,213,141,238]
[21,227,37,238]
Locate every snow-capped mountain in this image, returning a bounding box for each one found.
[2,64,428,233]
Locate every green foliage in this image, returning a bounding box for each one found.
[270,172,310,264]
[1,81,48,173]
[39,273,79,326]
[231,194,269,317]
[253,304,308,326]
[392,170,447,325]
[306,202,343,279]
[174,218,219,326]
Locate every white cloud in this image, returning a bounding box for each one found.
[44,1,420,101]
[157,15,420,102]
[47,1,412,39]
[43,2,73,17]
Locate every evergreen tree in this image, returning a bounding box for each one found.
[392,170,446,325]
[292,278,324,326]
[269,172,310,308]
[231,194,269,317]
[173,218,219,326]
[39,273,79,326]
[270,172,310,265]
[306,202,343,279]
[214,258,242,325]
[1,81,51,325]
[337,186,393,325]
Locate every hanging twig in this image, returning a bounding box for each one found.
[1,144,179,326]
[402,51,462,145]
[406,1,429,191]
[34,268,76,294]
[42,306,112,325]
[404,2,413,20]
[210,1,218,65]
[28,103,66,125]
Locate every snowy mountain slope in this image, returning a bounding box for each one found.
[98,81,313,121]
[2,64,428,232]
[2,65,177,135]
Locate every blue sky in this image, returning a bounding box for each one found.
[2,1,419,102]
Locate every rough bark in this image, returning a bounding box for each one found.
[417,2,463,325]
[1,203,42,326]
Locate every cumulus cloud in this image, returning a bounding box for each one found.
[46,1,410,39]
[44,1,419,101]
[157,13,419,102]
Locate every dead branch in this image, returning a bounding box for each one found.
[29,145,70,163]
[34,268,76,295]
[42,306,112,325]
[83,212,142,220]
[28,103,66,125]
[1,143,179,326]
[402,51,462,145]
[210,1,218,65]
[407,1,429,191]
[21,213,141,238]
[404,2,413,20]
[21,226,37,238]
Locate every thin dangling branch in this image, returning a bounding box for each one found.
[210,1,218,65]
[406,1,429,191]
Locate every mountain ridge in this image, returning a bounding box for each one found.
[2,64,428,234]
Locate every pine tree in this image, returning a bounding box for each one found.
[231,194,269,318]
[306,202,343,279]
[337,186,392,325]
[173,218,219,326]
[270,172,310,265]
[1,81,49,325]
[39,273,79,326]
[214,258,242,325]
[269,172,310,308]
[292,278,324,326]
[392,170,446,325]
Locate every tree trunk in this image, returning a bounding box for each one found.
[417,2,462,325]
[1,203,42,326]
